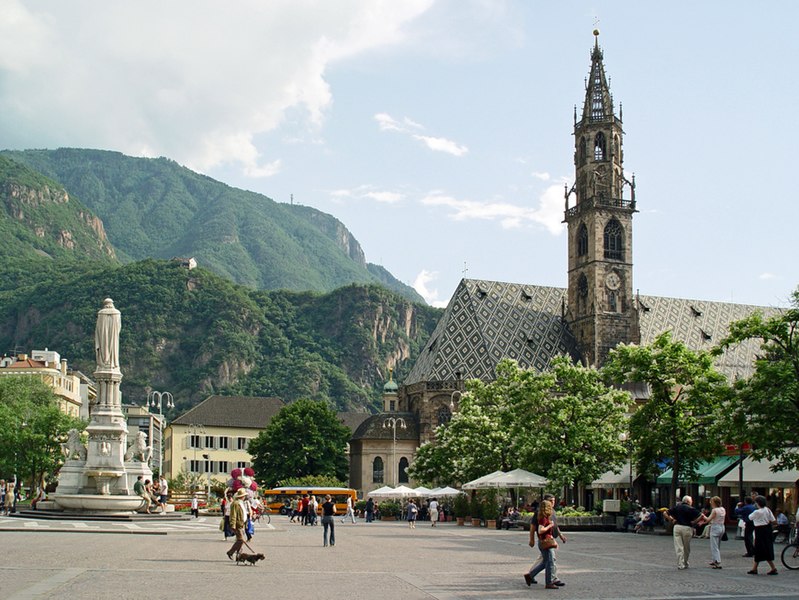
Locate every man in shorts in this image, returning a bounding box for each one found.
[157,475,169,513]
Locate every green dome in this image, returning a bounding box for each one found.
[383,379,398,393]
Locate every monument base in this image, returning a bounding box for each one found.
[51,493,144,513]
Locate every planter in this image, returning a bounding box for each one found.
[471,518,481,527]
[382,516,396,521]
[456,517,465,526]
[486,519,497,529]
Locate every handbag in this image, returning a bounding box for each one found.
[721,530,728,541]
[246,518,255,536]
[539,536,558,550]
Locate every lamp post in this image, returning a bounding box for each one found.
[186,423,206,478]
[619,432,633,501]
[202,453,212,505]
[147,390,173,476]
[383,417,406,486]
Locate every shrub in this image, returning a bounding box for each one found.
[379,500,402,517]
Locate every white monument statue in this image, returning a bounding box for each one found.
[95,298,121,370]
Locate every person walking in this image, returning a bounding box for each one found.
[157,475,169,514]
[225,488,249,560]
[747,495,778,575]
[321,494,336,547]
[525,499,559,589]
[429,497,439,527]
[665,495,701,570]
[735,497,756,557]
[407,499,418,528]
[190,493,199,518]
[695,496,726,568]
[341,495,356,524]
[365,497,375,523]
[525,493,567,586]
[307,495,318,526]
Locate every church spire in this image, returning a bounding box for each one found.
[581,30,615,125]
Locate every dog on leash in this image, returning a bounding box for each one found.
[235,552,265,566]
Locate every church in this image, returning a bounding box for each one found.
[348,32,779,499]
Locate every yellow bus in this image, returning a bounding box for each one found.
[261,487,357,515]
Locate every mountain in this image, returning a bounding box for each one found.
[0,155,116,264]
[0,260,441,413]
[0,148,423,303]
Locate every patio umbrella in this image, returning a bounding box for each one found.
[385,484,419,498]
[413,486,433,497]
[367,486,396,498]
[462,470,505,490]
[428,486,461,497]
[483,468,548,489]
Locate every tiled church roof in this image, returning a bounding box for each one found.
[405,278,780,385]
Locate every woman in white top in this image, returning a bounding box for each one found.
[696,496,726,568]
[747,495,777,575]
[429,498,439,527]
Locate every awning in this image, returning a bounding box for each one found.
[717,457,799,488]
[589,464,635,489]
[656,456,741,485]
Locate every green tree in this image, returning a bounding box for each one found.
[515,356,631,502]
[248,398,350,488]
[0,377,85,492]
[603,331,727,503]
[715,289,799,470]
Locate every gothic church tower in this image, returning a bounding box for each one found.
[565,30,639,366]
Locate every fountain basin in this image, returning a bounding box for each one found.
[51,494,144,512]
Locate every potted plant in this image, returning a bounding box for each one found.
[379,500,401,521]
[453,494,468,526]
[470,495,482,526]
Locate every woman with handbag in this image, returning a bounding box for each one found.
[524,500,559,590]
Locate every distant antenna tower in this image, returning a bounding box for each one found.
[290,193,294,206]
[462,261,468,277]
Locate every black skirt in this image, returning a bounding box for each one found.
[753,524,774,562]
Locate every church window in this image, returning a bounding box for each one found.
[398,457,409,483]
[372,457,384,483]
[579,138,587,165]
[608,291,617,312]
[604,219,624,260]
[389,400,396,411]
[437,405,452,426]
[577,224,588,257]
[591,71,604,120]
[577,273,588,298]
[594,132,606,161]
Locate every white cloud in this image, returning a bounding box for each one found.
[329,185,405,204]
[412,134,469,157]
[375,111,467,156]
[420,182,566,234]
[413,269,448,307]
[532,171,550,181]
[0,0,435,175]
[759,272,777,280]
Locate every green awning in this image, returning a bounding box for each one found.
[656,456,742,485]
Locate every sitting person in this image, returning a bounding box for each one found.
[775,509,790,542]
[623,509,640,532]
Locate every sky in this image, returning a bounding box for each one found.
[1,1,797,309]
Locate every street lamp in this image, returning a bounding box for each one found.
[383,417,406,486]
[202,453,212,505]
[619,432,633,501]
[186,423,206,478]
[147,390,173,476]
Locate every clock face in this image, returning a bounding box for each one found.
[605,272,621,290]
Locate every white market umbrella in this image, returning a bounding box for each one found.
[428,486,461,497]
[413,486,433,497]
[368,486,396,498]
[462,470,505,490]
[483,468,548,489]
[385,484,419,499]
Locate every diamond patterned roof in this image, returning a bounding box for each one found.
[405,279,780,385]
[404,279,578,384]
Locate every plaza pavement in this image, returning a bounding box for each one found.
[1,514,797,600]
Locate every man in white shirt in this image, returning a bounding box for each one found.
[158,475,169,513]
[341,496,356,523]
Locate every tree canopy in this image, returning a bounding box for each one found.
[247,398,351,488]
[715,289,799,470]
[409,357,630,498]
[603,331,727,502]
[0,377,85,490]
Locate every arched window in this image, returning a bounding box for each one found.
[579,138,587,165]
[577,223,588,257]
[608,291,618,312]
[594,132,606,161]
[437,405,452,426]
[398,457,409,483]
[577,273,588,299]
[604,219,624,260]
[372,457,384,483]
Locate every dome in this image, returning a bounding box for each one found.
[383,379,399,393]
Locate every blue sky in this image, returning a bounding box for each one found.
[1,1,796,308]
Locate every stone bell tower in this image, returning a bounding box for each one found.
[564,30,639,366]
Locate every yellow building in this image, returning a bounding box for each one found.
[0,349,90,418]
[164,395,285,483]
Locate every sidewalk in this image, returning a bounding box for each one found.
[1,516,796,599]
